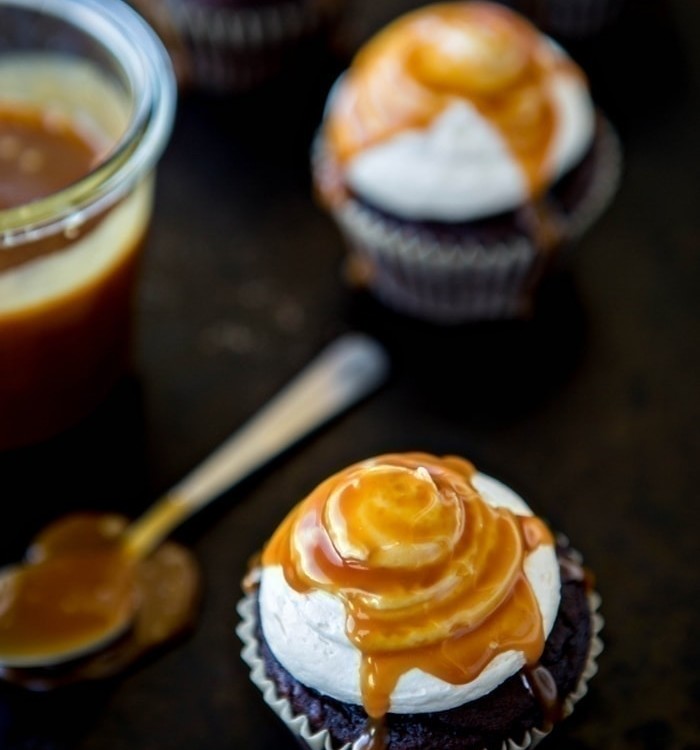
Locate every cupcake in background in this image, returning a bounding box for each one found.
[238,452,603,750]
[498,0,626,39]
[311,2,622,323]
[129,0,346,93]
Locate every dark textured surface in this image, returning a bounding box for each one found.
[0,0,698,748]
[255,542,594,750]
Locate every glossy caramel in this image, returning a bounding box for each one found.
[319,2,581,205]
[0,514,136,663]
[0,103,146,450]
[0,513,200,686]
[262,453,554,719]
[0,104,100,210]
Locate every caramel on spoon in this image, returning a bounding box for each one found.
[0,333,389,677]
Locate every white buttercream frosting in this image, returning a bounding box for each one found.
[259,472,561,714]
[343,69,594,222]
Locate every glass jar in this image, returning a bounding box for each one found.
[0,0,176,450]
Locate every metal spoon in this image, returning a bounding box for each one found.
[0,333,389,670]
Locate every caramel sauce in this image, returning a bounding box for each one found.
[352,717,388,750]
[0,513,200,689]
[0,554,134,663]
[0,102,147,450]
[0,104,101,210]
[522,663,562,728]
[262,453,554,719]
[520,197,567,255]
[319,2,582,207]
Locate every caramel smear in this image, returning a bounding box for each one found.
[262,452,554,719]
[323,2,582,199]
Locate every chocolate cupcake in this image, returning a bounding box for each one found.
[130,0,344,92]
[311,2,622,323]
[238,452,603,750]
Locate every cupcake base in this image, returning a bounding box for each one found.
[237,538,603,750]
[312,116,622,325]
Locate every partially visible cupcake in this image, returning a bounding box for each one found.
[499,0,626,39]
[130,0,344,92]
[311,2,621,323]
[238,452,603,750]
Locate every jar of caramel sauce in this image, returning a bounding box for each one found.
[0,0,176,450]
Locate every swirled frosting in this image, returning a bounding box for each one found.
[316,2,595,221]
[259,453,560,718]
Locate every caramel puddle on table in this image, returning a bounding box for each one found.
[0,513,200,690]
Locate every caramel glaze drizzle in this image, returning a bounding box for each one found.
[351,717,388,750]
[316,2,583,220]
[262,453,556,741]
[522,664,562,728]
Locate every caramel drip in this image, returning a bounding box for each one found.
[353,717,388,750]
[520,197,567,255]
[522,663,563,728]
[262,453,555,719]
[322,2,583,204]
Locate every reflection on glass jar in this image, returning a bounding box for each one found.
[0,0,176,450]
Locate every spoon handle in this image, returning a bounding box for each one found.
[123,333,390,559]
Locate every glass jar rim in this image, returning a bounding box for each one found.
[0,0,177,246]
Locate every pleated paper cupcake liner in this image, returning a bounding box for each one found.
[236,566,603,750]
[334,203,545,323]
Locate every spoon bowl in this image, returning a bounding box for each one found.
[0,512,136,669]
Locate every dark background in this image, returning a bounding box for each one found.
[0,0,699,747]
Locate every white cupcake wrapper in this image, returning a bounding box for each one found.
[236,562,604,750]
[164,0,332,90]
[313,117,622,324]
